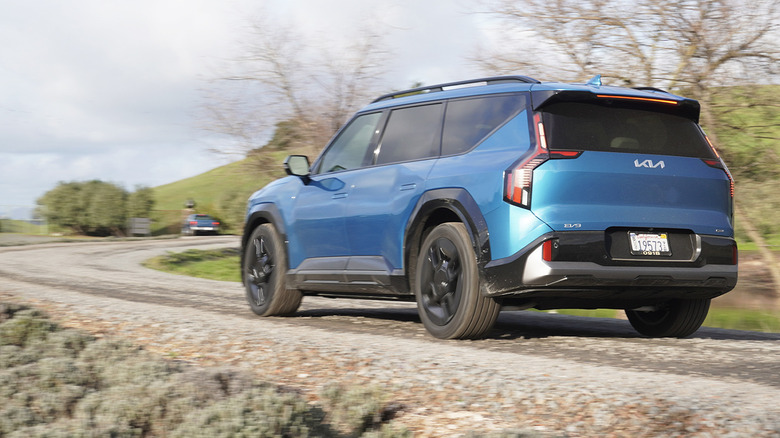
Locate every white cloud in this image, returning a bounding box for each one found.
[0,0,497,218]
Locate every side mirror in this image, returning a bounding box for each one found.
[283,155,311,183]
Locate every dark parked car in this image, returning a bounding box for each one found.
[241,75,736,339]
[182,214,220,236]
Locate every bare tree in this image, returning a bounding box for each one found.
[203,12,389,167]
[476,0,779,91]
[475,0,780,297]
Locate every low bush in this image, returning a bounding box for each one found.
[0,302,410,437]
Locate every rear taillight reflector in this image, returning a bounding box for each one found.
[542,240,553,261]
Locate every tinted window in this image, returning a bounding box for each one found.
[375,104,444,165]
[442,94,526,155]
[542,103,714,158]
[317,112,382,174]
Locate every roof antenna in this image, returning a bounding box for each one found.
[586,75,602,87]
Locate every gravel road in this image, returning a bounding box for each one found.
[1,236,779,437]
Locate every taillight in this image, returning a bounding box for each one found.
[213,222,220,226]
[504,114,580,208]
[702,134,734,198]
[504,114,548,207]
[189,221,197,225]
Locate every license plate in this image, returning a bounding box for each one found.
[629,232,671,256]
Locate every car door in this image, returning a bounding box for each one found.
[285,112,384,270]
[345,103,443,272]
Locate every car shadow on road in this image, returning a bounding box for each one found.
[493,311,780,341]
[291,306,780,342]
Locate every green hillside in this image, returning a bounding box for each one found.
[151,155,287,234]
[154,160,263,210]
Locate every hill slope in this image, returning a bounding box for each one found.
[151,157,285,234]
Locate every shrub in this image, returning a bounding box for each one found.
[0,308,58,347]
[0,302,410,437]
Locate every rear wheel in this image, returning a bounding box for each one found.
[414,223,500,339]
[625,298,710,338]
[243,224,302,316]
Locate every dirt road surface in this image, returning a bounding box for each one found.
[1,236,778,436]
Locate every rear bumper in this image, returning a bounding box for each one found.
[481,231,737,301]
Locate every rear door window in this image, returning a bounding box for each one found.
[541,102,715,158]
[374,103,444,165]
[442,94,526,155]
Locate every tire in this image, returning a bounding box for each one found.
[243,223,302,316]
[625,298,710,338]
[414,222,500,339]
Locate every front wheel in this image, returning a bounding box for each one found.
[625,298,710,338]
[414,223,500,339]
[243,224,302,316]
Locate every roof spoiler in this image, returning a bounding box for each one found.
[531,89,701,123]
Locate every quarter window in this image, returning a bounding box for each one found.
[375,104,444,165]
[317,112,382,174]
[442,94,526,155]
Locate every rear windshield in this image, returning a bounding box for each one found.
[541,102,715,158]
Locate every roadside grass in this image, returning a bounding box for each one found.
[0,302,411,437]
[702,308,780,333]
[143,248,241,282]
[147,250,780,334]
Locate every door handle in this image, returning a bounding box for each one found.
[400,183,417,191]
[332,193,348,199]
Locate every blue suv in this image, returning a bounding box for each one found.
[241,76,737,339]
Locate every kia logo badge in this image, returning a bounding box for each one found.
[634,159,665,169]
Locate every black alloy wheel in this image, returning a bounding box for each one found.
[243,223,302,316]
[414,222,500,339]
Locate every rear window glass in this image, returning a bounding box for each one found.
[541,103,714,158]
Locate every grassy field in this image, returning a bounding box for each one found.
[153,160,266,211]
[143,248,242,282]
[146,250,780,333]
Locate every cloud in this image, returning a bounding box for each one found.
[0,0,242,213]
[0,0,497,218]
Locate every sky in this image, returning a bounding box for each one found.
[0,0,494,219]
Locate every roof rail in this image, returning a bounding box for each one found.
[372,75,541,103]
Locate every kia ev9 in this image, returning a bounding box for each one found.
[241,75,737,339]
